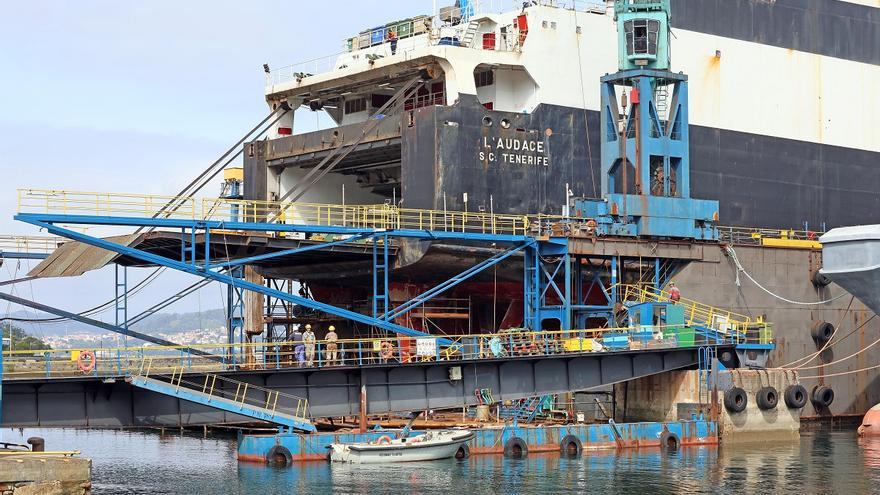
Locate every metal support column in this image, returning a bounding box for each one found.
[372,234,389,321]
[227,266,244,363]
[115,264,128,349]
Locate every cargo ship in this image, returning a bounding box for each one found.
[43,0,870,421]
[232,0,880,420]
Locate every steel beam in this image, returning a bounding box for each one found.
[383,241,533,321]
[0,291,214,357]
[15,214,530,244]
[0,252,49,260]
[206,233,371,270]
[18,218,451,344]
[2,345,727,426]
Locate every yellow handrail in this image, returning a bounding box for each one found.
[17,188,820,245]
[619,284,752,332]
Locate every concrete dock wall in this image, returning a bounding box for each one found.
[615,369,802,444]
[0,455,91,495]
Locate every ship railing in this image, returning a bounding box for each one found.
[268,1,609,87]
[269,31,436,87]
[717,226,823,248]
[2,323,769,381]
[17,189,532,237]
[619,284,754,334]
[0,235,63,254]
[135,357,310,421]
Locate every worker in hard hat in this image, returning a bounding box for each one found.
[325,325,339,366]
[303,324,316,366]
[668,282,681,303]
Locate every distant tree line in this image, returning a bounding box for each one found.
[2,323,51,351]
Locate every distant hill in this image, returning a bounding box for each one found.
[4,308,226,337]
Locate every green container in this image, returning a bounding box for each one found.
[671,326,696,347]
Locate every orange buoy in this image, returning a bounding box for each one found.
[77,350,96,373]
[376,435,393,445]
[859,403,880,436]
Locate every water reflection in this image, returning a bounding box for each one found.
[5,428,880,494]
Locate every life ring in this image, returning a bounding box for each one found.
[376,435,393,445]
[77,350,96,373]
[756,386,779,410]
[380,342,395,360]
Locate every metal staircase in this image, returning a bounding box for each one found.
[128,361,315,432]
[460,20,480,48]
[499,395,550,423]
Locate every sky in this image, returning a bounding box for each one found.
[0,0,433,329]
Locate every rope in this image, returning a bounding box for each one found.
[793,317,880,371]
[799,363,880,380]
[781,295,854,369]
[781,313,875,370]
[572,7,596,198]
[725,245,846,305]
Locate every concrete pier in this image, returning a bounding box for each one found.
[0,454,91,495]
[615,369,801,444]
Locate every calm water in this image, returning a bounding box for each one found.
[5,427,880,494]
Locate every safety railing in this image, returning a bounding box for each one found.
[268,1,607,86]
[620,284,753,333]
[18,189,820,245]
[2,323,770,381]
[717,226,823,249]
[136,358,310,421]
[17,189,531,237]
[0,235,63,254]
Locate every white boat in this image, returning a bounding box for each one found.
[329,430,475,464]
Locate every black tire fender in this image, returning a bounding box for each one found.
[266,445,292,466]
[455,443,470,460]
[724,387,748,413]
[811,321,834,343]
[559,434,582,457]
[811,386,835,408]
[812,270,832,287]
[503,436,528,458]
[784,384,808,409]
[756,386,779,410]
[659,431,680,452]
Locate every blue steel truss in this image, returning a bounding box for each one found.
[14,213,545,345]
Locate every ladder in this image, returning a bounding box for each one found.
[128,363,315,432]
[460,20,480,48]
[655,86,669,126]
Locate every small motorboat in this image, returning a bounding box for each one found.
[329,429,475,464]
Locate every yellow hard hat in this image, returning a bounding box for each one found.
[305,324,312,329]
[328,325,336,331]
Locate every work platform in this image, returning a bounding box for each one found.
[2,329,740,427]
[3,189,773,430]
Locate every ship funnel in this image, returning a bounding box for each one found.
[819,225,880,313]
